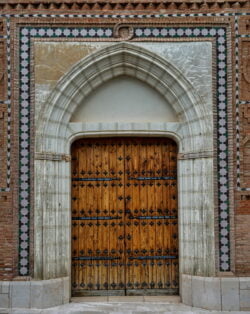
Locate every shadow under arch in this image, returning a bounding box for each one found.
[34,42,215,285]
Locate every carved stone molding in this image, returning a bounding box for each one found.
[114,23,134,41]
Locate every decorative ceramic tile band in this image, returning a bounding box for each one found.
[0,12,247,18]
[0,12,249,195]
[18,25,229,275]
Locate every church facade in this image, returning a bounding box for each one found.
[0,0,250,310]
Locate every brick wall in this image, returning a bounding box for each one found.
[235,20,250,275]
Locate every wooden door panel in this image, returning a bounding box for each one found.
[71,139,125,294]
[124,138,178,292]
[71,137,178,296]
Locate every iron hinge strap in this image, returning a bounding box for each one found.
[129,216,177,220]
[72,216,122,220]
[128,176,176,180]
[72,256,121,261]
[128,256,178,260]
[72,177,121,181]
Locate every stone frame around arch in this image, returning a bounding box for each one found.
[33,42,215,300]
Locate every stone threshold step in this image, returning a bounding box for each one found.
[71,295,181,303]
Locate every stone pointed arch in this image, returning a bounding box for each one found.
[36,42,210,155]
[34,42,215,291]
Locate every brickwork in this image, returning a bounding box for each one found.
[0,2,249,283]
[0,0,250,12]
[0,104,7,188]
[235,16,250,275]
[235,215,250,274]
[0,41,6,101]
[240,41,250,102]
[0,192,16,280]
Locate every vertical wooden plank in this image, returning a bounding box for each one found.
[108,140,118,291]
[71,142,79,292]
[143,140,152,290]
[154,140,164,290]
[131,139,141,290]
[170,141,178,290]
[115,139,125,291]
[139,140,147,290]
[93,141,98,290]
[124,139,133,290]
[101,140,110,291]
[108,141,116,290]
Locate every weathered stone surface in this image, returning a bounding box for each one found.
[134,42,213,111]
[63,277,70,304]
[240,289,250,310]
[34,42,107,86]
[10,281,31,308]
[221,277,240,311]
[41,278,64,309]
[34,41,212,129]
[192,276,221,310]
[179,158,215,276]
[240,277,250,289]
[1,281,9,294]
[180,274,192,306]
[0,293,9,308]
[30,281,43,309]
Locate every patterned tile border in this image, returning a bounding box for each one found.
[0,12,249,193]
[0,12,248,18]
[0,11,249,275]
[16,24,230,275]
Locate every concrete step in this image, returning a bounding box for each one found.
[3,297,250,314]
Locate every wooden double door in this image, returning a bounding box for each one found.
[71,137,178,296]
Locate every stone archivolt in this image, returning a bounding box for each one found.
[0,0,249,11]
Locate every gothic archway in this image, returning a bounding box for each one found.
[34,43,215,289]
